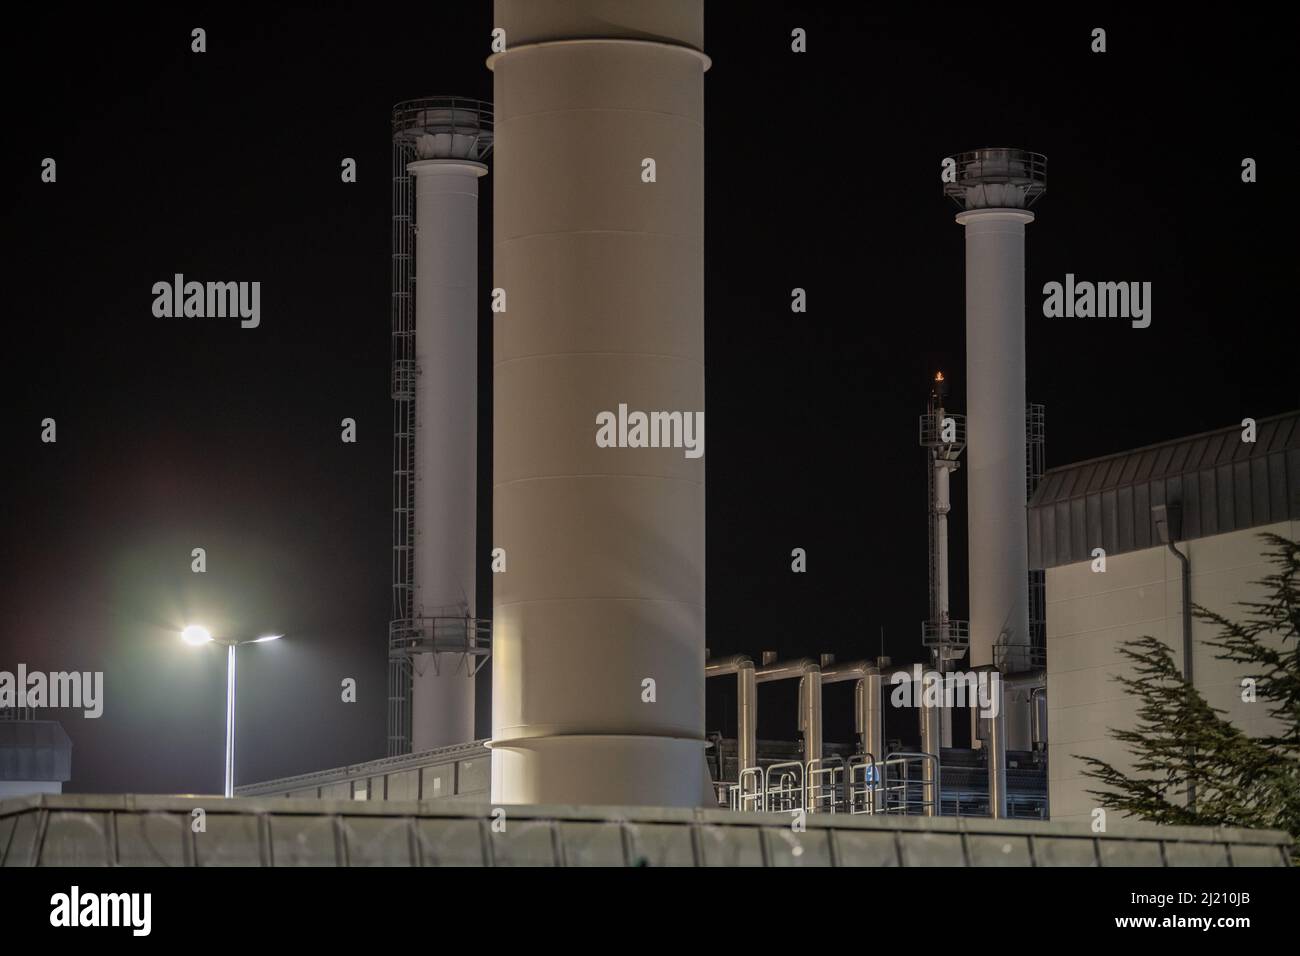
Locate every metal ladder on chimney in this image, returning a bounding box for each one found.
[1026,402,1047,666]
[387,134,418,757]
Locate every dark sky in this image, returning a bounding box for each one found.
[1,5,1290,793]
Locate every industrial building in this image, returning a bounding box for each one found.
[1030,411,1299,824]
[0,711,71,799]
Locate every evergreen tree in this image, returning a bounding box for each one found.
[1078,533,1300,849]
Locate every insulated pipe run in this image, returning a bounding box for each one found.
[862,675,883,762]
[977,664,1008,819]
[756,658,821,682]
[876,662,945,815]
[883,662,942,816]
[1029,686,1047,753]
[756,659,822,766]
[705,655,757,775]
[800,673,823,767]
[739,665,757,775]
[919,691,941,817]
[820,661,882,761]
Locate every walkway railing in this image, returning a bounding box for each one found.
[726,751,939,817]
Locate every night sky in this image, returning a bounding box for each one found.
[1,5,1290,793]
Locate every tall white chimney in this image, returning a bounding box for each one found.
[488,0,710,805]
[946,148,1046,746]
[390,100,493,753]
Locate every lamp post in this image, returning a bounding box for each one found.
[181,625,283,797]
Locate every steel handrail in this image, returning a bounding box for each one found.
[847,753,881,814]
[764,760,804,814]
[805,755,845,814]
[734,766,766,812]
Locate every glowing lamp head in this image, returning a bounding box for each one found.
[935,371,944,382]
[181,625,213,646]
[251,634,284,644]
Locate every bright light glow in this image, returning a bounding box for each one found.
[251,634,284,643]
[181,625,213,646]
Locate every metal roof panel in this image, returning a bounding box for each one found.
[1029,411,1300,567]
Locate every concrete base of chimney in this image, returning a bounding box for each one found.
[489,734,709,807]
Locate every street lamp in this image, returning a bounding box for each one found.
[180,625,283,797]
[181,625,212,646]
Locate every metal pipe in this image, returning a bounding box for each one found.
[1002,669,1046,689]
[1174,542,1193,812]
[800,671,823,766]
[919,683,941,817]
[880,663,943,815]
[1004,667,1046,748]
[819,661,873,683]
[977,664,1008,819]
[820,661,882,761]
[755,657,820,683]
[704,653,752,675]
[1155,503,1194,811]
[853,679,867,754]
[989,704,1007,819]
[488,0,710,806]
[739,664,756,777]
[705,655,757,775]
[863,670,882,764]
[1029,686,1047,753]
[1171,544,1192,690]
[757,658,822,766]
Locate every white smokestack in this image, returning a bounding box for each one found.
[489,0,710,805]
[399,102,491,751]
[946,148,1046,717]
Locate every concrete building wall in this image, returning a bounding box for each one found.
[3,793,1289,867]
[1047,520,1296,823]
[237,741,492,803]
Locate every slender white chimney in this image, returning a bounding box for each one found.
[489,0,710,805]
[393,100,492,752]
[945,148,1046,721]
